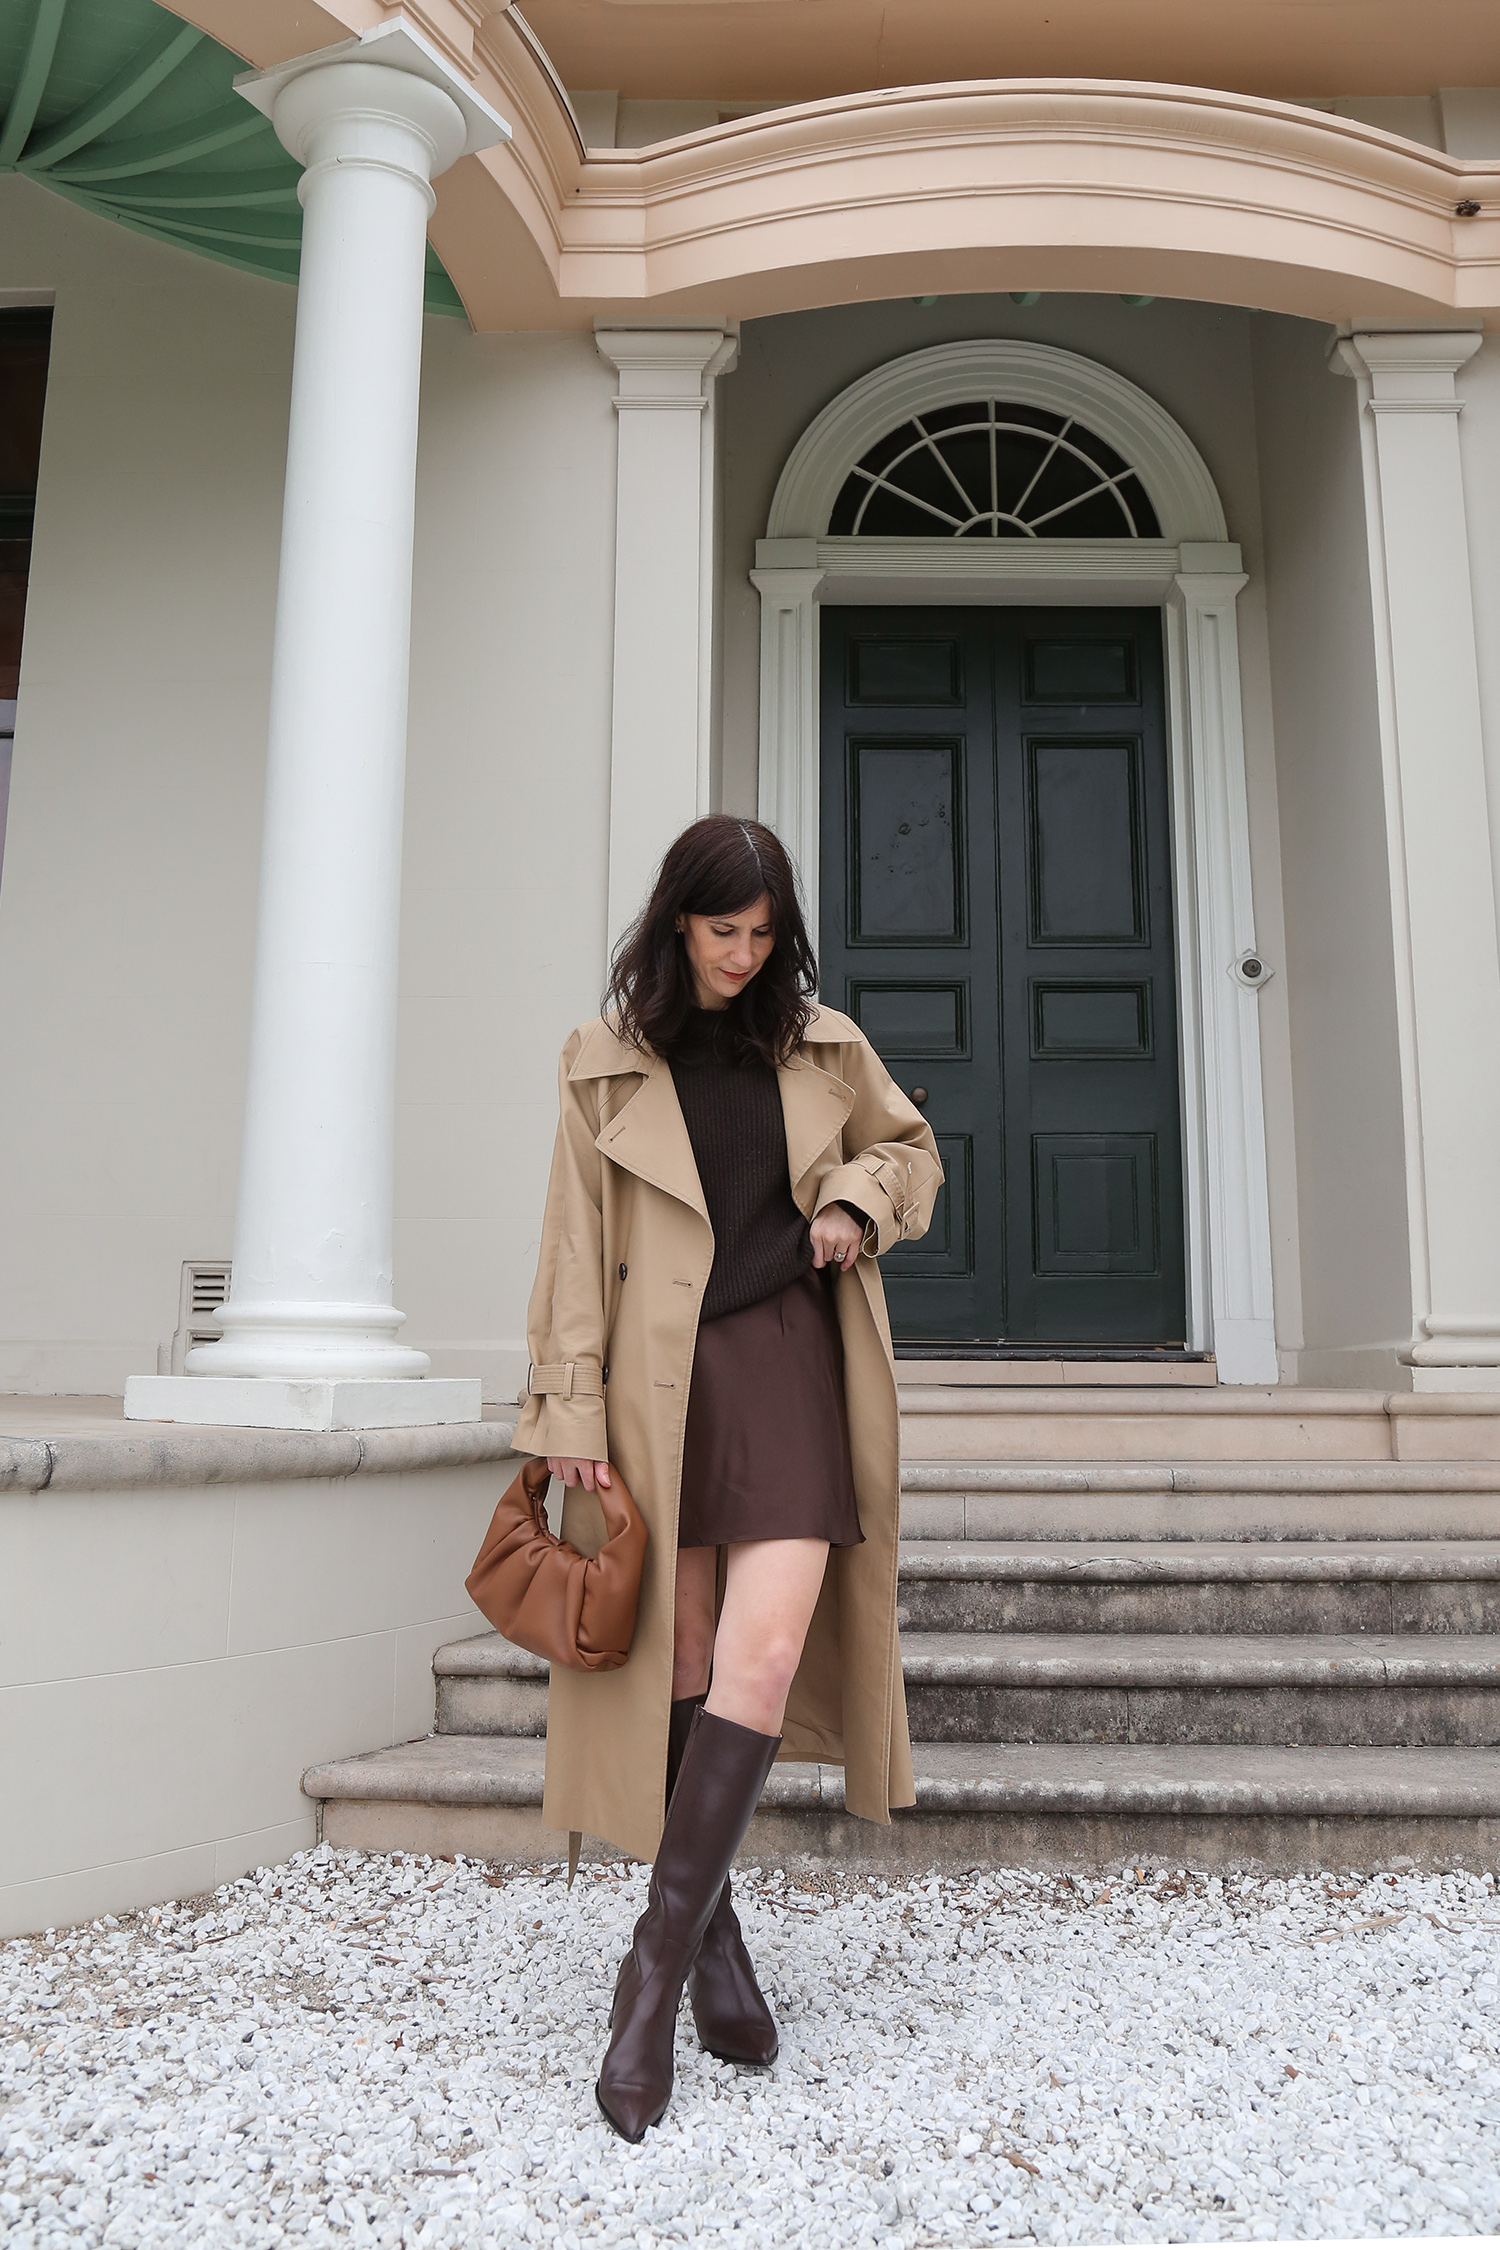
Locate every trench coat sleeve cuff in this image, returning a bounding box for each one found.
[814,1163,899,1256]
[522,1394,608,1462]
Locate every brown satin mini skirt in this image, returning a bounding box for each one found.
[677,1265,864,1550]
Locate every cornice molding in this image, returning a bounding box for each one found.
[551,82,1500,319]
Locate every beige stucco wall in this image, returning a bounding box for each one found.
[716,295,1305,1366]
[1249,314,1412,1387]
[0,179,617,1402]
[0,1437,502,1938]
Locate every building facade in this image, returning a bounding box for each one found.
[3,0,1500,1929]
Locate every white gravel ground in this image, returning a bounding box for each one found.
[3,1848,1498,2248]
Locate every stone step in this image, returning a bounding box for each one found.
[896,1539,1500,1634]
[436,1632,548,1738]
[895,1357,1219,1387]
[305,1735,1500,1874]
[898,1630,1500,1746]
[898,1458,1500,1541]
[432,1626,1500,1747]
[896,1387,1500,1464]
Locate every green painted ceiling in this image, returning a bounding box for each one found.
[0,0,464,314]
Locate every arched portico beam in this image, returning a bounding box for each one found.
[161,7,1500,331]
[462,75,1500,332]
[552,83,1500,327]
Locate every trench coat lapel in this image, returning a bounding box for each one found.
[778,1049,856,1211]
[593,1053,708,1221]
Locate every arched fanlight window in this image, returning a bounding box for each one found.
[828,400,1162,539]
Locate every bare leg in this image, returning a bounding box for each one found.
[672,1544,718,1700]
[705,1537,830,1736]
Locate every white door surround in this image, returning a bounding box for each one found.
[754,340,1278,1385]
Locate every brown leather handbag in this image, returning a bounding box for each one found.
[465,1456,647,1671]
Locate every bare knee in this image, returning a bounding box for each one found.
[712,1629,804,1724]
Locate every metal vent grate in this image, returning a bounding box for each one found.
[170,1261,232,1374]
[190,1267,231,1317]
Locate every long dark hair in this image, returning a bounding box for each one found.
[606,816,817,1066]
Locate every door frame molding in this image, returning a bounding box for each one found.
[753,341,1277,1383]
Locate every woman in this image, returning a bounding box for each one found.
[512,815,942,2141]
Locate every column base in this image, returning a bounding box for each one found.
[123,1374,482,1432]
[1410,1366,1500,1394]
[1208,1317,1280,1386]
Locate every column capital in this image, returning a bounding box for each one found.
[1332,329,1483,409]
[754,537,821,572]
[750,565,827,604]
[235,20,510,176]
[594,324,739,409]
[1171,539,1248,606]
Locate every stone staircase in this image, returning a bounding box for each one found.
[305,1383,1500,1872]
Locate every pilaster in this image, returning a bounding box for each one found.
[1335,329,1500,1386]
[595,324,737,951]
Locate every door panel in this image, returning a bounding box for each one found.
[848,979,969,1057]
[820,604,1186,1348]
[849,738,966,941]
[822,612,1003,1341]
[1032,1132,1161,1276]
[1027,739,1146,943]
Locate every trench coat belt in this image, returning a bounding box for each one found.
[526,1360,604,1401]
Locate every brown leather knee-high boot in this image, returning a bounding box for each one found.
[596,1707,779,2141]
[666,1696,779,2067]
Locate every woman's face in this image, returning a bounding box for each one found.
[678,892,775,1009]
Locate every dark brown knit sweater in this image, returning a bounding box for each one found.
[668,1008,814,1322]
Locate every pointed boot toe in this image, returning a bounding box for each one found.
[594,2068,667,2143]
[594,1945,686,2142]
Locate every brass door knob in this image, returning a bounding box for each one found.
[910,1085,929,1107]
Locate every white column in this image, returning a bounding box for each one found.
[1166,548,1279,1385]
[595,325,737,952]
[126,32,507,1433]
[1334,330,1500,1388]
[751,543,826,943]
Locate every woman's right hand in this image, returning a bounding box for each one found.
[547,1456,612,1491]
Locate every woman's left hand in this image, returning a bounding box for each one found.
[810,1205,865,1272]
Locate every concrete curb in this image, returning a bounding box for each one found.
[0,1417,519,1493]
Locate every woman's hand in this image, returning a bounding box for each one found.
[810,1205,865,1272]
[547,1457,612,1490]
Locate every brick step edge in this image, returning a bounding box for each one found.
[304,1736,1500,1820]
[898,1630,1500,1687]
[897,1390,1500,1419]
[899,1461,1500,1492]
[434,1629,1500,1690]
[896,1539,1500,1581]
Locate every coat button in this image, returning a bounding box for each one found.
[602,1364,610,1383]
[619,1262,628,1281]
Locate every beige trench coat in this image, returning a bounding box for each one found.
[511,1005,943,1864]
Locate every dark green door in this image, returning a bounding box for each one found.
[819,605,1186,1348]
